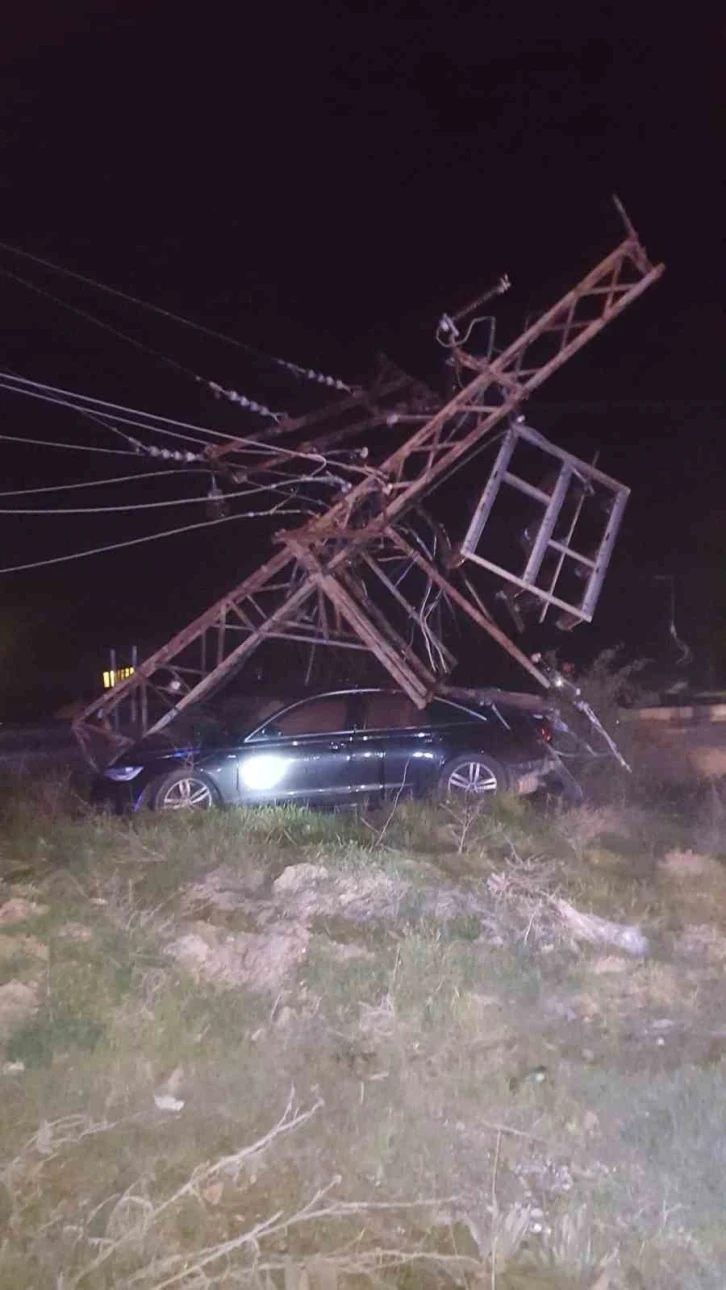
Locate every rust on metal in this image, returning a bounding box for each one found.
[73,204,663,761]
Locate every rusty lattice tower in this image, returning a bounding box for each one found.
[74,203,663,758]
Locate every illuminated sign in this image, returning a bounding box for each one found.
[102,666,135,690]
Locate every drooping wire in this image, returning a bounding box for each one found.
[0,376,353,480]
[0,263,200,383]
[0,482,303,515]
[0,504,312,575]
[0,372,261,449]
[0,238,357,394]
[0,468,209,497]
[0,432,141,457]
[436,312,497,356]
[0,383,205,456]
[0,265,288,422]
[0,356,153,453]
[0,371,363,463]
[0,379,373,495]
[653,575,693,668]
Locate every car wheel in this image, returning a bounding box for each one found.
[438,753,508,801]
[147,769,219,812]
[542,763,584,808]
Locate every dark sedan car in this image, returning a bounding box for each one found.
[94,687,575,813]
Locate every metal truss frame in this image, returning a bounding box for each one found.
[73,208,663,760]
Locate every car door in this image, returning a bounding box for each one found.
[355,692,444,798]
[235,693,362,806]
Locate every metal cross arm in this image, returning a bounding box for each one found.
[73,210,663,757]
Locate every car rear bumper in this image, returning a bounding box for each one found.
[510,755,564,795]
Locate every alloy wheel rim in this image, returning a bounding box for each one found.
[447,761,498,796]
[160,777,213,810]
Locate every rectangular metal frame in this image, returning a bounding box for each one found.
[460,422,630,623]
[72,212,660,757]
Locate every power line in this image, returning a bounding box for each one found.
[0,373,349,468]
[0,381,210,453]
[0,384,206,455]
[0,372,253,449]
[0,371,240,440]
[0,359,148,452]
[0,431,140,456]
[0,482,290,515]
[0,468,206,498]
[0,238,356,394]
[0,270,288,423]
[0,505,311,575]
[0,262,200,383]
[0,239,274,356]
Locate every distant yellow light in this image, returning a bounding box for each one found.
[102,666,135,690]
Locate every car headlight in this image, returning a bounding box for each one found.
[104,765,144,782]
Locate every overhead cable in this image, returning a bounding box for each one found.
[0,372,258,454]
[0,505,311,575]
[0,238,356,395]
[0,482,293,515]
[0,384,205,456]
[0,379,318,466]
[0,468,209,498]
[0,263,199,382]
[0,432,140,456]
[0,265,289,423]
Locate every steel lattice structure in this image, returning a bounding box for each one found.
[73,205,664,759]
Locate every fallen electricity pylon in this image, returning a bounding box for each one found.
[73,200,663,761]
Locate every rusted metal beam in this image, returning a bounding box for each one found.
[314,572,435,707]
[204,362,423,459]
[293,241,663,541]
[388,531,550,689]
[359,550,457,670]
[74,214,662,754]
[285,537,438,703]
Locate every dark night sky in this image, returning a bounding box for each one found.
[0,3,724,714]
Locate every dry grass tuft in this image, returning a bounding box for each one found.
[0,774,726,1286]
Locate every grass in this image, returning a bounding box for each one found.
[1,770,726,1286]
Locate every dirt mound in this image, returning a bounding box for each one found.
[167,921,310,993]
[170,861,495,993]
[0,980,40,1041]
[659,849,725,882]
[0,935,47,962]
[0,897,48,925]
[272,862,407,924]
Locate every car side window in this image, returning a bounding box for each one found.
[250,696,350,740]
[424,699,486,726]
[362,693,420,730]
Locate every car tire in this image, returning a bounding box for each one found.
[438,753,509,802]
[145,768,221,812]
[542,763,584,808]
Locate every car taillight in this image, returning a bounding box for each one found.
[538,719,553,744]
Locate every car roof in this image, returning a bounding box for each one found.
[243,688,514,738]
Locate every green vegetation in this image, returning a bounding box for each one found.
[1,772,726,1287]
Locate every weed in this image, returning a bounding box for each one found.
[0,778,725,1286]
